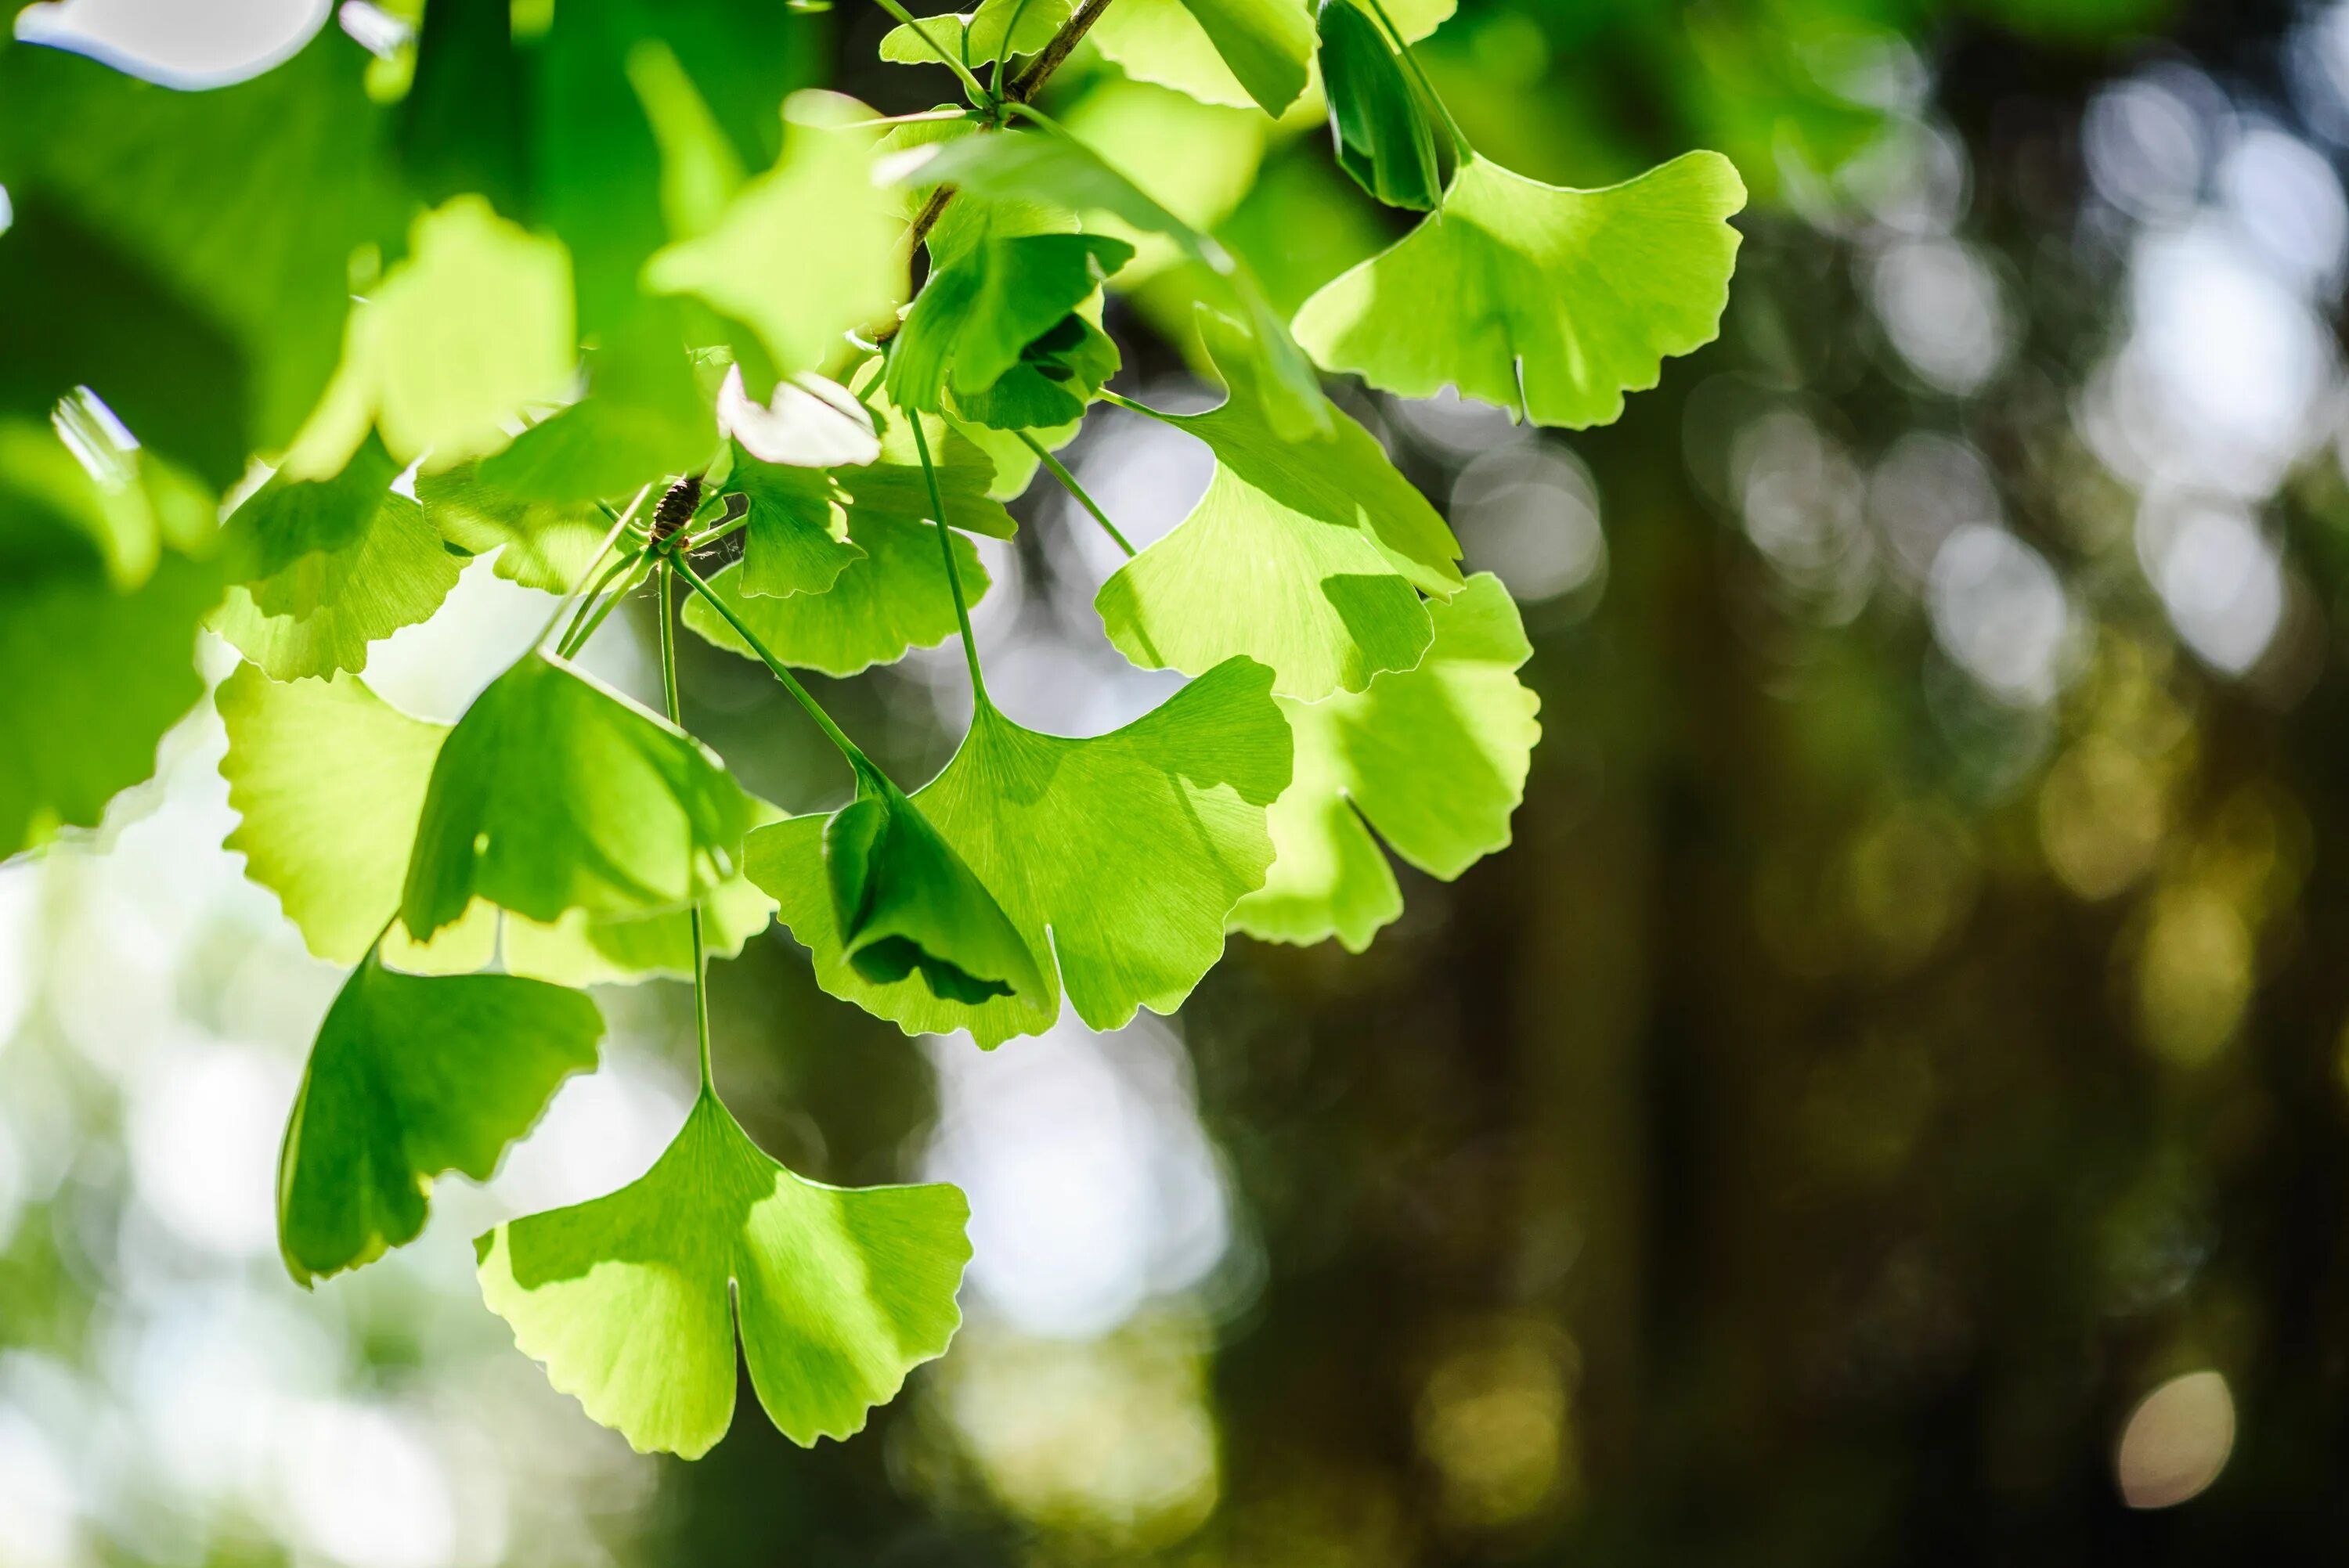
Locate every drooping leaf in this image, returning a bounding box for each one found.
[0,419,222,856]
[278,957,603,1285]
[878,0,1072,67]
[213,435,463,681]
[1089,0,1452,114]
[475,312,717,505]
[826,761,1045,1005]
[1293,151,1748,428]
[1316,0,1442,211]
[417,467,610,595]
[886,234,1133,420]
[400,654,764,940]
[477,1091,970,1455]
[896,128,1329,438]
[745,658,1290,1047]
[646,92,906,377]
[683,523,991,676]
[720,366,882,470]
[951,311,1121,431]
[217,663,776,978]
[1232,573,1539,951]
[1096,311,1461,699]
[281,195,577,478]
[0,34,402,485]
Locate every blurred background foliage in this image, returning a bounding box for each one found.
[11,0,2349,1561]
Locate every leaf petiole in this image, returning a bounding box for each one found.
[1352,0,1469,158]
[1019,430,1132,557]
[533,484,653,650]
[666,552,876,772]
[868,0,997,106]
[907,413,990,705]
[654,561,717,1094]
[556,553,651,661]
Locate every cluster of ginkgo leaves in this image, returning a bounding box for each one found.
[0,0,1741,1458]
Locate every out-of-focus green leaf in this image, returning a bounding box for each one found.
[683,526,990,676]
[1294,150,1747,427]
[417,467,609,594]
[218,662,776,977]
[647,92,905,377]
[1097,312,1462,698]
[400,654,763,940]
[278,956,602,1285]
[286,196,577,478]
[477,1091,970,1455]
[476,312,717,504]
[825,762,1045,1005]
[626,38,748,241]
[745,658,1290,1047]
[0,34,401,485]
[214,436,462,681]
[1233,573,1539,951]
[1317,0,1442,209]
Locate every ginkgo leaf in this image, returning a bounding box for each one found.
[734,456,864,598]
[646,92,905,377]
[886,233,1133,418]
[719,366,881,469]
[1317,0,1442,211]
[896,129,1330,439]
[417,467,609,595]
[1089,0,1453,113]
[827,761,1045,1004]
[278,957,603,1286]
[212,435,463,681]
[0,419,222,856]
[477,1090,970,1455]
[879,0,1072,66]
[745,657,1290,1047]
[684,521,992,676]
[1096,311,1462,699]
[217,663,776,979]
[476,312,717,505]
[951,311,1120,431]
[400,654,764,940]
[1232,573,1539,951]
[1293,150,1748,428]
[283,195,576,479]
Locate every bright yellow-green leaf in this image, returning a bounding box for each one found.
[646,92,906,377]
[1233,573,1539,951]
[1096,311,1461,699]
[879,0,1072,67]
[1293,150,1747,428]
[1089,0,1452,113]
[683,524,990,677]
[745,658,1290,1047]
[477,1091,970,1455]
[278,956,602,1285]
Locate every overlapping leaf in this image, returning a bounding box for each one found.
[1317,0,1442,210]
[1089,0,1453,114]
[475,313,717,506]
[682,524,992,677]
[745,658,1290,1047]
[1096,312,1462,699]
[212,435,462,681]
[879,0,1073,67]
[886,234,1133,430]
[1293,150,1748,427]
[216,664,776,980]
[477,1091,970,1455]
[278,957,603,1285]
[1232,574,1539,951]
[418,467,611,595]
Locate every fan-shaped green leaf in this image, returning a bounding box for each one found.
[279,957,603,1286]
[1088,0,1452,113]
[1293,150,1747,428]
[745,658,1290,1047]
[399,654,764,940]
[1317,0,1442,211]
[1096,311,1461,699]
[735,456,864,598]
[879,0,1072,66]
[218,663,776,979]
[1233,573,1539,951]
[475,314,717,505]
[213,435,461,681]
[477,1091,969,1455]
[886,234,1133,419]
[684,524,992,676]
[418,467,609,595]
[646,92,905,377]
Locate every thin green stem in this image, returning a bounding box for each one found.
[1355,0,1469,157]
[556,548,644,654]
[557,556,650,660]
[683,507,750,554]
[654,563,716,1095]
[907,413,989,706]
[1021,430,1132,556]
[532,485,651,648]
[989,0,1039,88]
[868,0,995,105]
[1097,387,1172,423]
[668,553,874,770]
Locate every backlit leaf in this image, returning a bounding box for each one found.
[1096,311,1462,698]
[1089,0,1452,114]
[745,658,1290,1047]
[476,312,717,505]
[886,234,1133,419]
[1293,150,1747,427]
[1317,0,1442,211]
[477,1091,969,1455]
[1232,573,1539,951]
[683,524,991,677]
[418,467,610,595]
[278,957,602,1285]
[879,0,1072,66]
